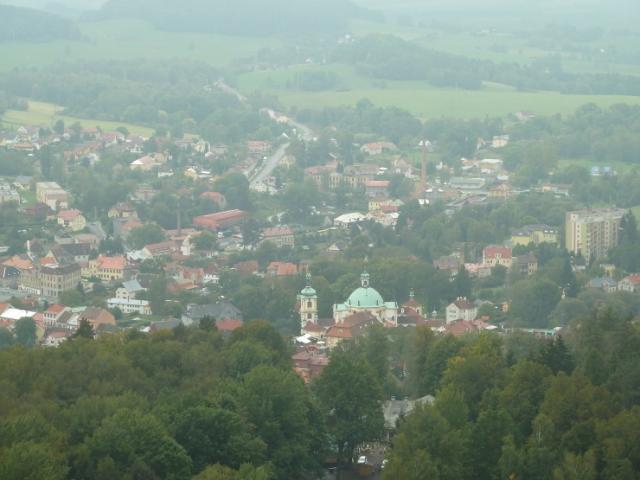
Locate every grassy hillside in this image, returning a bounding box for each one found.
[1,100,154,136]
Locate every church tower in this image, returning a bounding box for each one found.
[298,273,318,331]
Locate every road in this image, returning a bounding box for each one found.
[250,142,288,189]
[212,79,314,190]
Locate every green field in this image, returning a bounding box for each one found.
[236,60,640,119]
[0,19,281,72]
[2,100,155,136]
[557,158,638,175]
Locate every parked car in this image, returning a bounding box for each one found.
[357,455,368,465]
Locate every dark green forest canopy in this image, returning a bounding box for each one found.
[94,0,374,35]
[0,4,82,42]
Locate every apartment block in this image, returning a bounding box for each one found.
[565,209,626,263]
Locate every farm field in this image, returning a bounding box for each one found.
[1,100,155,136]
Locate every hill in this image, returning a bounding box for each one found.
[0,4,81,41]
[95,0,373,35]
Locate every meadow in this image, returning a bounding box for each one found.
[2,100,155,136]
[236,64,640,118]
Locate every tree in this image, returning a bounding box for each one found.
[14,317,36,347]
[199,315,216,332]
[87,409,192,479]
[72,319,95,340]
[452,265,472,299]
[193,231,217,251]
[127,223,165,250]
[239,366,325,478]
[0,441,68,480]
[59,288,85,307]
[0,326,14,350]
[172,407,266,473]
[509,278,562,327]
[281,180,319,223]
[313,347,384,469]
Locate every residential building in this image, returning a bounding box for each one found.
[511,224,560,247]
[141,241,177,259]
[79,307,116,329]
[84,256,127,282]
[57,209,87,232]
[365,180,390,198]
[483,246,513,269]
[512,252,538,276]
[260,226,294,248]
[115,279,145,301]
[108,202,138,219]
[0,183,20,204]
[588,277,618,293]
[446,297,478,324]
[325,311,379,349]
[181,301,243,327]
[35,181,69,211]
[618,274,640,293]
[107,298,152,315]
[565,209,626,262]
[266,261,298,277]
[19,263,81,299]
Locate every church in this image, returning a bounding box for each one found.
[297,270,398,343]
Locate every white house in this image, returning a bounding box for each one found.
[107,298,152,315]
[445,297,478,324]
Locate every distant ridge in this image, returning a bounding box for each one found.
[94,0,374,35]
[0,4,81,41]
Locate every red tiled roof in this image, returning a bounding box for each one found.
[58,209,83,221]
[216,319,243,332]
[96,256,126,270]
[267,261,298,276]
[483,245,512,259]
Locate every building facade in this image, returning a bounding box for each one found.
[565,209,626,263]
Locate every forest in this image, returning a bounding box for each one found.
[0,5,81,42]
[1,305,639,479]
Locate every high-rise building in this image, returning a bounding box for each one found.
[565,209,626,263]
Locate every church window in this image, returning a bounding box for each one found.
[307,301,313,308]
[307,313,312,319]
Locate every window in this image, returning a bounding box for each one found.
[307,301,313,308]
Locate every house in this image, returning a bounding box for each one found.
[512,252,538,276]
[215,318,244,334]
[200,191,227,209]
[588,277,618,293]
[79,307,116,329]
[130,153,165,171]
[292,348,329,383]
[325,311,378,349]
[204,266,219,285]
[35,182,69,211]
[115,279,145,301]
[48,243,92,265]
[334,212,366,228]
[260,226,295,248]
[491,135,510,148]
[618,274,640,293]
[43,304,69,327]
[193,210,248,231]
[482,246,513,269]
[433,256,462,276]
[446,297,478,324]
[510,224,559,247]
[247,140,271,157]
[360,142,397,156]
[182,301,243,327]
[42,329,72,347]
[440,318,495,337]
[57,209,87,232]
[142,241,177,259]
[108,202,138,219]
[84,256,126,282]
[0,307,36,329]
[107,298,152,315]
[365,180,390,198]
[266,261,298,277]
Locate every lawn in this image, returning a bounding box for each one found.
[2,100,155,136]
[557,158,638,175]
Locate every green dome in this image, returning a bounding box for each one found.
[300,286,317,297]
[346,287,384,308]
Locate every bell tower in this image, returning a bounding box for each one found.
[298,273,318,331]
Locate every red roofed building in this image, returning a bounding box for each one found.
[216,318,243,333]
[85,255,127,282]
[142,241,177,259]
[325,311,378,349]
[482,245,513,268]
[365,180,390,197]
[193,209,248,231]
[57,209,87,232]
[234,260,259,275]
[618,274,640,293]
[260,226,294,248]
[266,261,298,277]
